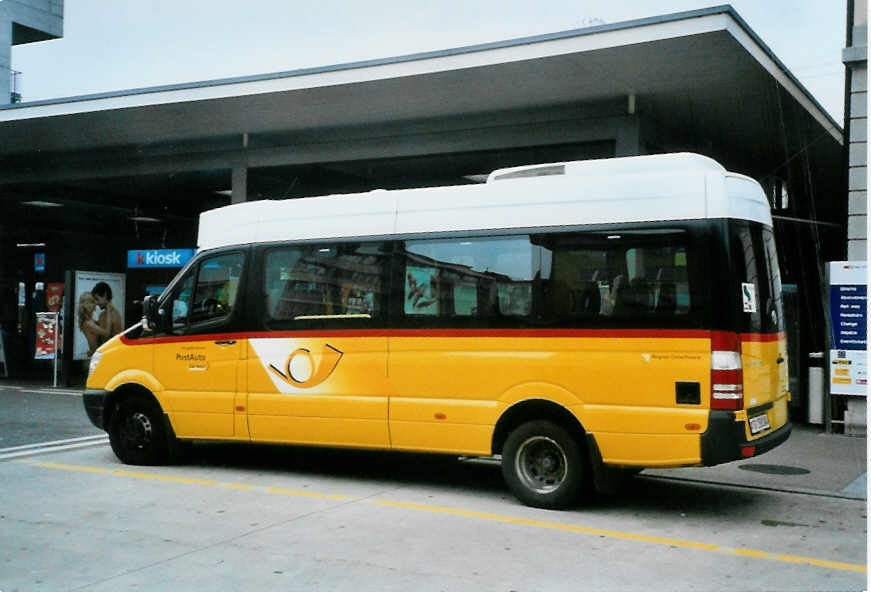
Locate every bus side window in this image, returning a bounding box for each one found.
[188,253,244,324]
[168,273,194,333]
[263,243,388,326]
[542,230,692,323]
[402,236,536,324]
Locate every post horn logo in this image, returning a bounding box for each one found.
[269,343,343,388]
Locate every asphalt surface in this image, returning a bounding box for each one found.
[0,383,102,448]
[0,381,866,591]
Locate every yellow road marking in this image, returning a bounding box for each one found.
[268,486,327,499]
[377,500,866,574]
[223,482,259,491]
[374,500,719,550]
[14,459,866,574]
[113,469,217,485]
[26,461,110,474]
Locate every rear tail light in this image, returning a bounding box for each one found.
[711,331,744,410]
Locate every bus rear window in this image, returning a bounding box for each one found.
[729,221,784,333]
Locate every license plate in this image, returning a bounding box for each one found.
[749,413,770,435]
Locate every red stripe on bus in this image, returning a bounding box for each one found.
[740,332,785,343]
[121,327,719,345]
[121,328,784,346]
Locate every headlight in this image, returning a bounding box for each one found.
[88,351,103,377]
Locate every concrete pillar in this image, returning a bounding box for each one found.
[845,1,867,261]
[231,164,248,204]
[231,133,249,204]
[843,0,867,435]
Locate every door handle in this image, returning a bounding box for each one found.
[215,340,237,346]
[776,356,785,364]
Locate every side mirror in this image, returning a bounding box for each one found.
[142,295,164,332]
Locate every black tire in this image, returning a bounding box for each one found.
[108,395,170,465]
[501,420,585,509]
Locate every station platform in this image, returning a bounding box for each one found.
[643,423,867,500]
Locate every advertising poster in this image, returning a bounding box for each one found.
[828,262,867,396]
[34,313,59,360]
[45,282,64,312]
[405,265,439,315]
[73,271,126,360]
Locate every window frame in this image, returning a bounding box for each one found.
[393,222,711,331]
[257,239,393,332]
[157,248,248,336]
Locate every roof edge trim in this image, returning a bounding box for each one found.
[721,8,844,140]
[1,5,738,111]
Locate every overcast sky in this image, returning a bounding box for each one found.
[10,1,847,124]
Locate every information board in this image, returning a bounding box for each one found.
[829,261,868,396]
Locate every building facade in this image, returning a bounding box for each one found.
[0,0,63,104]
[845,0,868,261]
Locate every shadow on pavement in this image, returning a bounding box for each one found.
[177,442,768,513]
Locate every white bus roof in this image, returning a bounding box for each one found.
[198,152,772,251]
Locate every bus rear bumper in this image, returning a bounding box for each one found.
[700,410,791,466]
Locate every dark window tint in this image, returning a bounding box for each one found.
[189,253,244,324]
[164,252,244,333]
[399,229,698,329]
[263,242,389,328]
[730,221,784,333]
[538,230,693,323]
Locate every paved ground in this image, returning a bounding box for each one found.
[1,443,867,591]
[644,422,867,500]
[0,381,866,591]
[0,384,102,448]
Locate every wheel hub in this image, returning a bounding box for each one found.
[122,411,153,449]
[515,435,568,494]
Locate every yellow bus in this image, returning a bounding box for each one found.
[84,153,791,508]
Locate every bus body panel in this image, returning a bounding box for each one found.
[245,336,390,448]
[156,337,240,439]
[741,334,789,408]
[740,334,790,439]
[388,333,711,463]
[590,432,702,466]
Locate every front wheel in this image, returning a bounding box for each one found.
[108,395,170,465]
[501,420,585,509]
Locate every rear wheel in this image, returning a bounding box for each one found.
[108,395,169,465]
[501,420,585,509]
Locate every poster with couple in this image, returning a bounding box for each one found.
[73,271,126,360]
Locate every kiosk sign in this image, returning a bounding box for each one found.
[829,261,867,396]
[127,248,195,269]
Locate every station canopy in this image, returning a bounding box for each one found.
[0,6,844,237]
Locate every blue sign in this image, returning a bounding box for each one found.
[830,284,867,350]
[34,253,45,272]
[127,249,195,269]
